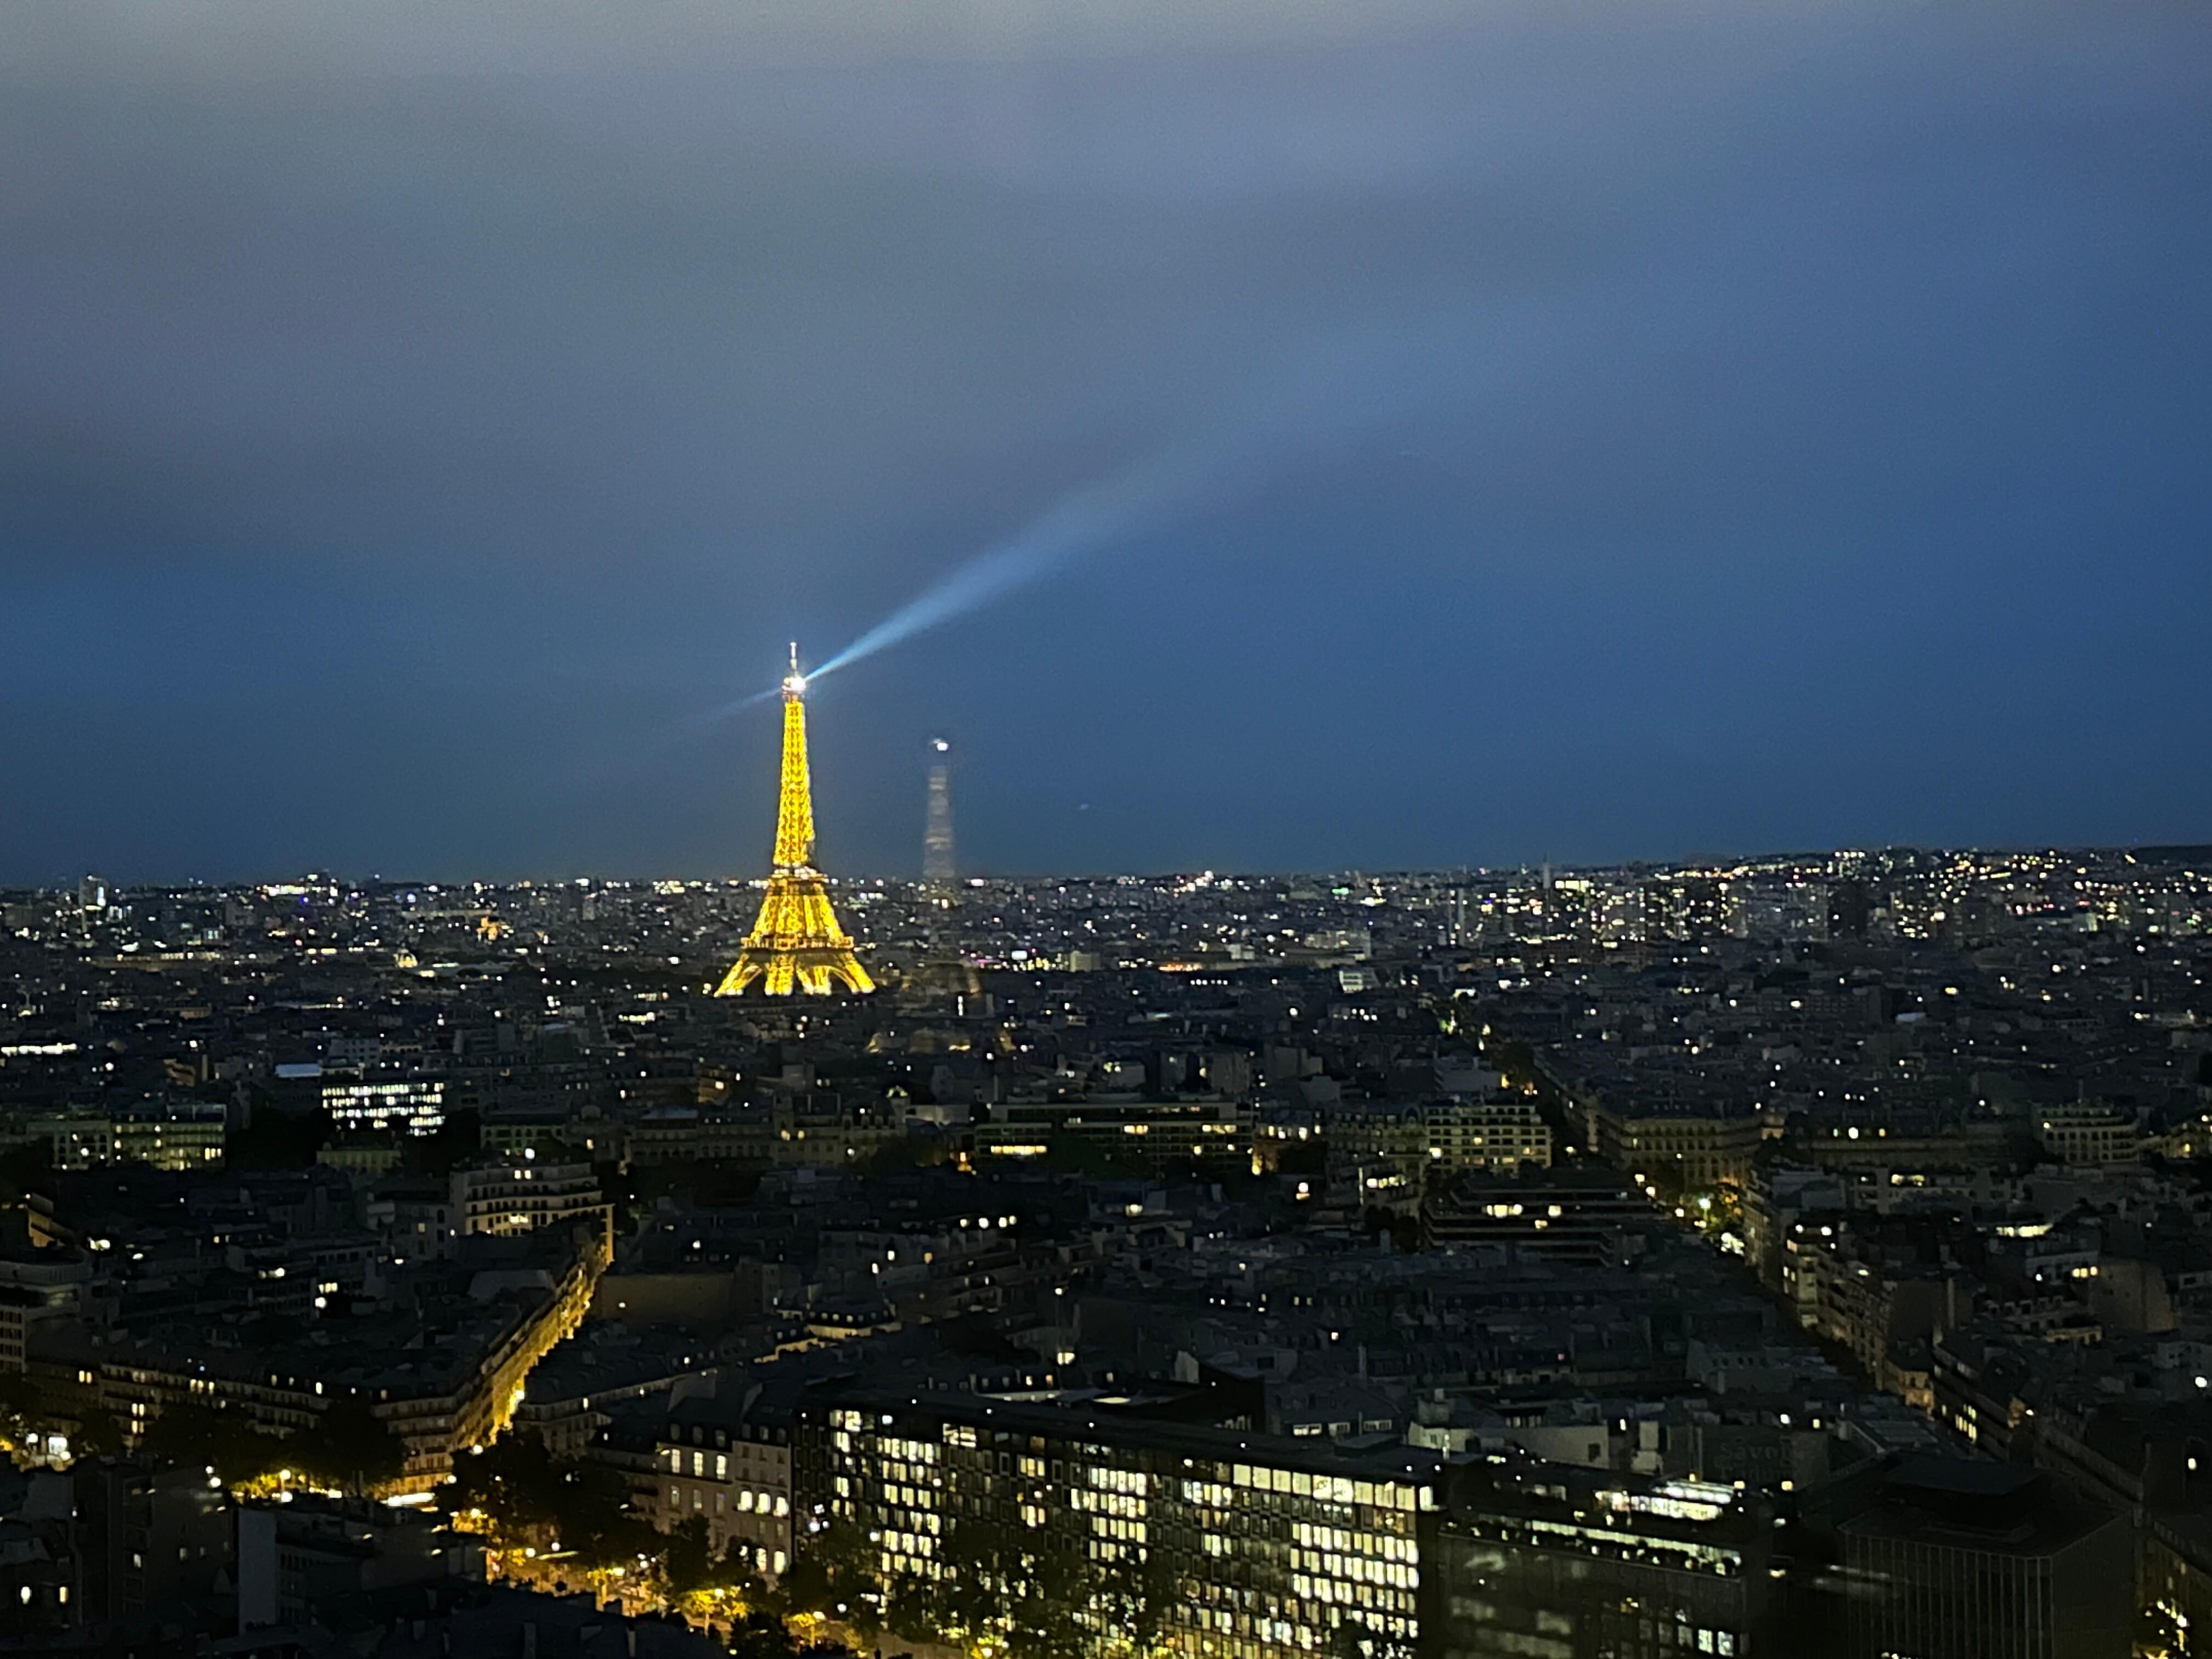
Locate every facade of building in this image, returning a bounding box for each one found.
[376,1239,605,1487]
[0,1248,89,1373]
[452,1160,607,1244]
[2144,1522,2212,1659]
[1434,1459,1779,1659]
[1591,1104,1764,1190]
[977,1096,1252,1173]
[33,1231,604,1492]
[1738,1165,1848,1290]
[797,1392,1438,1659]
[478,1107,606,1161]
[1798,1243,1973,1389]
[320,1076,447,1138]
[2031,1102,2143,1167]
[1815,1458,2130,1659]
[652,1388,795,1578]
[1421,1098,1554,1173]
[1422,1168,1651,1262]
[114,1105,227,1171]
[1313,1102,1425,1208]
[29,1117,116,1172]
[368,1177,458,1263]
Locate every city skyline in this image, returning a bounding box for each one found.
[5,646,2209,889]
[24,838,2212,895]
[5,0,2210,882]
[9,5,2212,1656]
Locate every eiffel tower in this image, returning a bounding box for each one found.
[714,646,875,997]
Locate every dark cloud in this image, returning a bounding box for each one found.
[1,0,2207,881]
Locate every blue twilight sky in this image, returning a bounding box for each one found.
[2,0,2208,884]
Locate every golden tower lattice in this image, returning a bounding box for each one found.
[714,647,876,997]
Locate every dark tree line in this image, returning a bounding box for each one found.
[449,1430,657,1571]
[7,1373,407,1496]
[141,1393,407,1491]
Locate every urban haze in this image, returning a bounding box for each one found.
[2,3,2210,1659]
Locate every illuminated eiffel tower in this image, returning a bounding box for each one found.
[714,646,875,997]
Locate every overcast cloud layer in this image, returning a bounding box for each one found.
[2,0,2208,882]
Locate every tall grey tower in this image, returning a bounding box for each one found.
[909,736,979,999]
[923,736,956,888]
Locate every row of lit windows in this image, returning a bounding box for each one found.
[827,1431,1427,1541]
[669,1474,787,1516]
[1290,1568,1417,1605]
[1294,1548,1418,1588]
[1072,1488,1146,1519]
[1291,1522,1414,1561]
[1192,1609,1415,1646]
[1480,1517,1740,1575]
[1231,1465,1424,1511]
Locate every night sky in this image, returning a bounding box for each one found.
[4,1,2208,884]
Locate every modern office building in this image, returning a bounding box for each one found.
[796,1391,1440,1659]
[1433,1455,1781,1659]
[115,1102,227,1170]
[1806,1456,2130,1659]
[976,1094,1252,1173]
[320,1075,447,1137]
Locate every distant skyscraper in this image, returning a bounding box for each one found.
[923,736,956,888]
[714,646,874,997]
[909,736,979,997]
[77,874,109,914]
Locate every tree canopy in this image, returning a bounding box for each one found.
[140,1403,290,1486]
[449,1428,654,1569]
[288,1394,408,1493]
